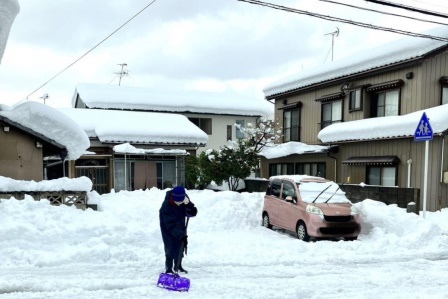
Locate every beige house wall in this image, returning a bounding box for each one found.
[0,128,43,181]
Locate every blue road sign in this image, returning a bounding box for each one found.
[414,112,433,141]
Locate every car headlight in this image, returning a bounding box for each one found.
[350,206,359,215]
[306,205,323,215]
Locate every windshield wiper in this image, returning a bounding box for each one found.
[312,185,332,203]
[325,187,340,203]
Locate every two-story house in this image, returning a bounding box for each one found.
[259,26,448,211]
[66,83,272,193]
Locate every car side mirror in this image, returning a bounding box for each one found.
[285,196,294,203]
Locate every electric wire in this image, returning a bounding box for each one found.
[364,0,448,19]
[319,0,448,26]
[407,0,448,10]
[237,0,448,42]
[23,0,157,102]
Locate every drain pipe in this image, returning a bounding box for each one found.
[407,159,412,188]
[441,135,445,183]
[326,146,337,182]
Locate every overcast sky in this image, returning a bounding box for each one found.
[0,0,446,108]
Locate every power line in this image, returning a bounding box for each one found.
[237,0,448,42]
[319,0,448,27]
[364,0,448,19]
[408,0,448,10]
[24,0,158,101]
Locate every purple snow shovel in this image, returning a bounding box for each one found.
[157,218,190,292]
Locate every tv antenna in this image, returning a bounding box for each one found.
[115,63,129,86]
[325,27,339,62]
[40,93,49,104]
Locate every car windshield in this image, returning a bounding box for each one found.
[297,182,351,203]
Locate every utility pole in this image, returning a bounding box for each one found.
[115,63,128,86]
[325,27,339,62]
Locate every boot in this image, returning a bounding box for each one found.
[174,258,188,274]
[165,256,174,274]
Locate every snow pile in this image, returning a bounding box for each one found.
[0,0,19,63]
[0,102,90,159]
[0,188,448,298]
[0,175,92,192]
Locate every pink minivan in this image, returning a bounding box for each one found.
[262,175,361,241]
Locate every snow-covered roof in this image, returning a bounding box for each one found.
[259,141,329,159]
[0,0,19,63]
[59,108,208,146]
[0,102,90,160]
[318,104,448,143]
[73,83,273,117]
[264,26,448,97]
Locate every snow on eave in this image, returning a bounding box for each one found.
[0,102,90,160]
[258,141,330,159]
[59,108,209,147]
[318,104,448,143]
[264,26,448,98]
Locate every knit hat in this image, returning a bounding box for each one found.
[172,186,186,202]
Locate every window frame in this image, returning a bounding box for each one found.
[283,108,301,142]
[296,162,326,178]
[441,85,448,105]
[189,117,212,135]
[235,119,245,139]
[370,89,400,117]
[366,166,397,186]
[268,163,294,177]
[349,89,362,112]
[321,100,343,129]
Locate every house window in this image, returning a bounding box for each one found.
[283,108,300,142]
[227,125,232,141]
[269,163,294,177]
[349,89,362,111]
[367,166,396,186]
[321,100,342,129]
[189,118,212,135]
[296,162,326,178]
[236,120,245,139]
[442,86,448,105]
[370,89,399,117]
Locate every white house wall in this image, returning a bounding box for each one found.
[186,113,260,155]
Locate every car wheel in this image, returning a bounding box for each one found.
[262,213,272,229]
[296,222,310,242]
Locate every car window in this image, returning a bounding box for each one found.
[282,181,297,203]
[298,182,351,203]
[270,180,282,198]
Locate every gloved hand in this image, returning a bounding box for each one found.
[186,206,198,217]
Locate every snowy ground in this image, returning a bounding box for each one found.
[1,188,448,299]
